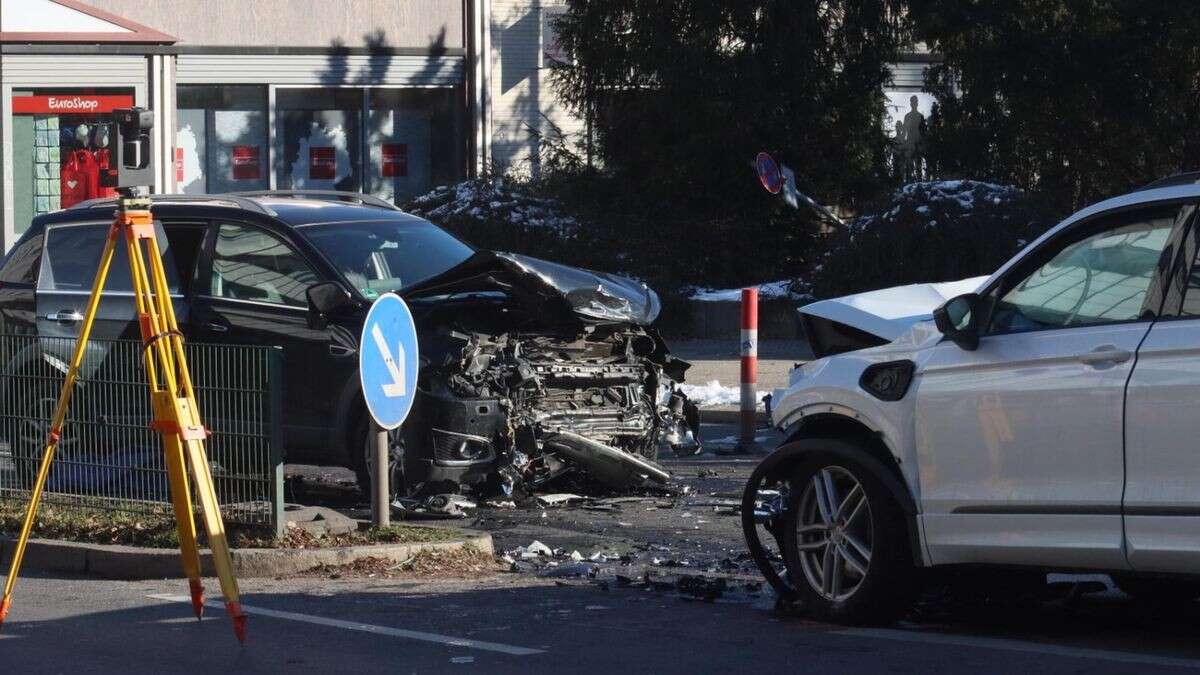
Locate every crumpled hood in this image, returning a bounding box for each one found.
[800,276,988,342]
[404,251,662,325]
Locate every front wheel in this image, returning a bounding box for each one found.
[353,415,406,504]
[781,445,917,625]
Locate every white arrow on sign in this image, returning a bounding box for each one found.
[371,322,407,397]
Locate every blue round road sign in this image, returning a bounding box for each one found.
[359,293,420,430]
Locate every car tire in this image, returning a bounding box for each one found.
[1112,574,1200,606]
[781,443,917,625]
[352,413,406,503]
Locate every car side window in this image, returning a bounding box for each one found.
[210,223,317,308]
[987,210,1177,334]
[38,223,180,294]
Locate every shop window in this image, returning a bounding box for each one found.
[274,88,363,194]
[176,85,269,194]
[367,88,465,204]
[10,88,135,233]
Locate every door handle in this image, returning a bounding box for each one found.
[46,310,84,323]
[329,344,354,357]
[1078,346,1132,365]
[205,321,229,333]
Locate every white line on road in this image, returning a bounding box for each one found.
[147,594,544,656]
[838,627,1200,670]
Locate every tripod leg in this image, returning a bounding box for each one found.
[181,433,245,642]
[1,232,119,630]
[161,431,205,619]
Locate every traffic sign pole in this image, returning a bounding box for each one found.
[372,421,390,528]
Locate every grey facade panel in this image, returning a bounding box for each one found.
[176,54,465,86]
[0,54,149,85]
[79,0,464,50]
[889,62,929,90]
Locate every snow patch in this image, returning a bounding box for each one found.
[405,178,579,235]
[690,280,809,302]
[679,380,769,408]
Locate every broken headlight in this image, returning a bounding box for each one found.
[430,428,495,465]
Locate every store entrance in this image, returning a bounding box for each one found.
[10,89,135,233]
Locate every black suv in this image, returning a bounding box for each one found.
[0,191,699,499]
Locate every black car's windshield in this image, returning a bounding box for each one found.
[300,219,474,299]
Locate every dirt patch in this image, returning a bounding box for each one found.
[303,546,505,580]
[0,502,457,550]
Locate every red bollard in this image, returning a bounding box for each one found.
[738,287,759,451]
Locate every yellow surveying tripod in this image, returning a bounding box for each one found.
[0,194,246,643]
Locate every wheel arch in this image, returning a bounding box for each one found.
[767,417,924,565]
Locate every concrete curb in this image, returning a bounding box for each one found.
[0,528,493,580]
[700,408,769,425]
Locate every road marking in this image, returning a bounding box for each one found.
[147,594,544,656]
[838,627,1200,670]
[371,322,407,397]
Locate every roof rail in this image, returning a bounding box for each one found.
[227,190,401,211]
[64,193,275,216]
[1139,172,1200,191]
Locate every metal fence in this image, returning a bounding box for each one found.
[0,334,283,535]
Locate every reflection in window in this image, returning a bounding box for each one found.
[176,86,268,194]
[211,224,316,307]
[990,215,1175,332]
[39,223,179,293]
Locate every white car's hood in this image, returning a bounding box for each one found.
[800,276,988,341]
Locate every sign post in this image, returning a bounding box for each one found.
[359,293,420,528]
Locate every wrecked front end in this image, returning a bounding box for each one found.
[402,252,700,500]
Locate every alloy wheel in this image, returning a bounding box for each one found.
[794,465,874,602]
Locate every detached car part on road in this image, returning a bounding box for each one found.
[0,191,698,501]
[745,174,1200,624]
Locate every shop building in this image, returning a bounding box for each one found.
[1,0,497,252]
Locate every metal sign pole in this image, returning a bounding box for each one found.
[372,421,390,528]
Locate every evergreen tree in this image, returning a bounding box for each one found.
[548,1,906,288]
[911,0,1200,214]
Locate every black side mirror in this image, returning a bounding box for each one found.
[306,281,353,329]
[933,293,980,351]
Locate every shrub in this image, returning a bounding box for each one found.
[807,180,1053,300]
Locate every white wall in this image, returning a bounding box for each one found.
[489,0,585,177]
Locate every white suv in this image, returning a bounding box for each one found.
[744,177,1200,624]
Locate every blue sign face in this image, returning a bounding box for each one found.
[359,293,420,430]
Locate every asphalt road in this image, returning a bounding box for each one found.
[7,423,1200,672]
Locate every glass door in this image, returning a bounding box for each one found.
[273,88,363,192]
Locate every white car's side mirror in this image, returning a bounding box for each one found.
[933,293,981,351]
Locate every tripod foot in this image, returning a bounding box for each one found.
[0,595,10,630]
[188,578,205,620]
[226,601,246,644]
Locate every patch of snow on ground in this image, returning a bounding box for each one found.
[679,380,770,408]
[690,280,806,302]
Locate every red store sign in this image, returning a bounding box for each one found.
[12,94,135,114]
[382,143,408,178]
[231,145,261,180]
[309,146,336,179]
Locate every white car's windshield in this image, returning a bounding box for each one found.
[300,219,474,299]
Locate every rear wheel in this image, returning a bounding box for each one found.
[8,366,77,491]
[781,444,917,625]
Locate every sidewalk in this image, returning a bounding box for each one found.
[671,339,811,422]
